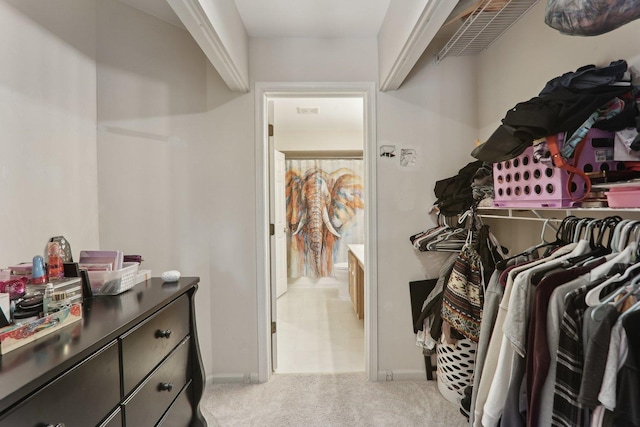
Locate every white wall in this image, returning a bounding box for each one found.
[96,0,215,374]
[376,47,478,374]
[251,38,378,83]
[275,130,363,152]
[0,0,99,265]
[202,68,256,379]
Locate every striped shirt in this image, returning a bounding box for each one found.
[551,283,596,426]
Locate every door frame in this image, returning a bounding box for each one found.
[255,82,378,383]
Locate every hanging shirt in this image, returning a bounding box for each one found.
[526,261,606,427]
[614,310,640,426]
[481,243,581,427]
[598,320,629,411]
[537,275,593,427]
[469,268,507,425]
[473,258,551,427]
[551,283,600,426]
[578,305,620,409]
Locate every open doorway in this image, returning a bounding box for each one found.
[255,83,378,383]
[272,96,365,373]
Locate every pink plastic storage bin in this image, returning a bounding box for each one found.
[605,187,640,208]
[493,128,624,208]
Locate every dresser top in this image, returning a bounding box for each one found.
[0,277,200,412]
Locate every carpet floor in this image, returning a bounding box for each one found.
[201,373,469,427]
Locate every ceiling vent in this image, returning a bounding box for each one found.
[296,107,319,115]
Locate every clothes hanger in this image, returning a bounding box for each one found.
[565,217,622,266]
[425,228,468,252]
[423,212,472,252]
[608,219,627,252]
[494,217,560,269]
[584,242,637,307]
[563,216,579,243]
[412,214,462,250]
[572,217,592,243]
[597,216,623,251]
[619,294,640,322]
[591,253,640,320]
[617,220,640,253]
[612,273,640,311]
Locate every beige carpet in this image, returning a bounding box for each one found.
[201,373,469,427]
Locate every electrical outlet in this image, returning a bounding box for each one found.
[243,373,251,384]
[385,371,393,381]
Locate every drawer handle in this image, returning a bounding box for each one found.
[155,329,172,339]
[46,424,66,427]
[158,382,174,392]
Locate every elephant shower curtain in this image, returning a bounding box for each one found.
[286,159,364,278]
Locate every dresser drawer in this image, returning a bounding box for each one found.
[99,408,122,427]
[157,381,193,427]
[121,295,190,394]
[0,340,120,427]
[123,336,190,427]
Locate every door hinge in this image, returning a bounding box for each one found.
[271,321,276,334]
[268,124,274,137]
[269,223,275,236]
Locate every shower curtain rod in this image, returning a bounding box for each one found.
[282,150,363,160]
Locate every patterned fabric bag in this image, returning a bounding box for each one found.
[545,0,640,36]
[441,243,484,342]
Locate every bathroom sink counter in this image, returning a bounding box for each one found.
[347,244,365,319]
[347,244,365,266]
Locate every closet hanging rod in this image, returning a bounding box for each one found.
[478,214,564,223]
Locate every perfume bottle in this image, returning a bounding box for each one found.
[43,282,54,315]
[47,242,64,281]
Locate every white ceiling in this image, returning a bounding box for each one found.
[119,0,185,28]
[233,0,391,38]
[120,0,391,38]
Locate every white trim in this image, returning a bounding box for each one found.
[255,82,378,383]
[208,373,259,384]
[376,370,429,382]
[255,84,271,383]
[167,0,249,92]
[362,85,378,382]
[379,0,457,92]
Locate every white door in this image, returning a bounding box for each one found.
[272,149,287,298]
[269,119,288,371]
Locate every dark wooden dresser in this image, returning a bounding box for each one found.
[0,277,207,427]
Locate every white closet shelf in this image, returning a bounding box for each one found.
[436,0,539,63]
[478,207,640,223]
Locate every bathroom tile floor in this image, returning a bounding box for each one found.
[276,282,364,373]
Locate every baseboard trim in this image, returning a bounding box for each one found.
[377,369,429,381]
[208,372,260,384]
